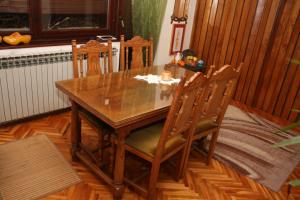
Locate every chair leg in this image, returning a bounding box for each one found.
[207,130,219,165]
[147,163,160,200]
[97,128,104,162]
[176,140,192,180]
[176,150,186,181]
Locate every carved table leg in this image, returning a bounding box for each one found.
[71,101,81,161]
[113,129,126,199]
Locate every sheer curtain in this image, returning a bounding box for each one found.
[132,0,167,54]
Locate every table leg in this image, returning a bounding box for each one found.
[113,129,126,199]
[71,101,81,161]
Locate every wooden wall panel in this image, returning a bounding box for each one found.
[257,0,300,113]
[191,0,300,121]
[277,34,300,120]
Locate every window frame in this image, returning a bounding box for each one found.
[0,0,124,47]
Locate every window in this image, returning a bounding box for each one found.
[0,0,30,32]
[0,0,123,44]
[41,0,109,31]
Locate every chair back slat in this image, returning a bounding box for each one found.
[87,51,100,76]
[120,35,153,71]
[103,54,107,74]
[131,46,144,69]
[126,47,129,69]
[199,64,242,123]
[145,48,149,67]
[72,39,113,78]
[79,54,84,77]
[154,72,207,158]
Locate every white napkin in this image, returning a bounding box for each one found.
[134,74,180,85]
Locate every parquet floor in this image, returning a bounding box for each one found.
[1,110,300,200]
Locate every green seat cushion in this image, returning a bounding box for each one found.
[195,119,218,133]
[125,122,186,158]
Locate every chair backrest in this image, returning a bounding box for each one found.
[155,72,208,158]
[197,64,242,124]
[72,39,113,78]
[120,35,153,71]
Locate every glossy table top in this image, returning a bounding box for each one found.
[56,65,188,128]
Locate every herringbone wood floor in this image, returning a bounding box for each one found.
[1,109,300,200]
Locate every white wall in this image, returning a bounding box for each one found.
[154,0,197,65]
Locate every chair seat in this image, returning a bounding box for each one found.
[194,119,218,133]
[125,122,186,158]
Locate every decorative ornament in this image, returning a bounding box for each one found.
[3,32,32,45]
[171,0,190,24]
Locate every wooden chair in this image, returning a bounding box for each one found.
[123,72,207,200]
[182,64,243,171]
[72,39,113,78]
[120,35,153,71]
[72,39,113,161]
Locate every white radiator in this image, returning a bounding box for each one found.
[0,43,120,124]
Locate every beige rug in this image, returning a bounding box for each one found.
[0,134,81,200]
[205,105,300,191]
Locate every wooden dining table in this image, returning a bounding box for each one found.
[55,65,188,199]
